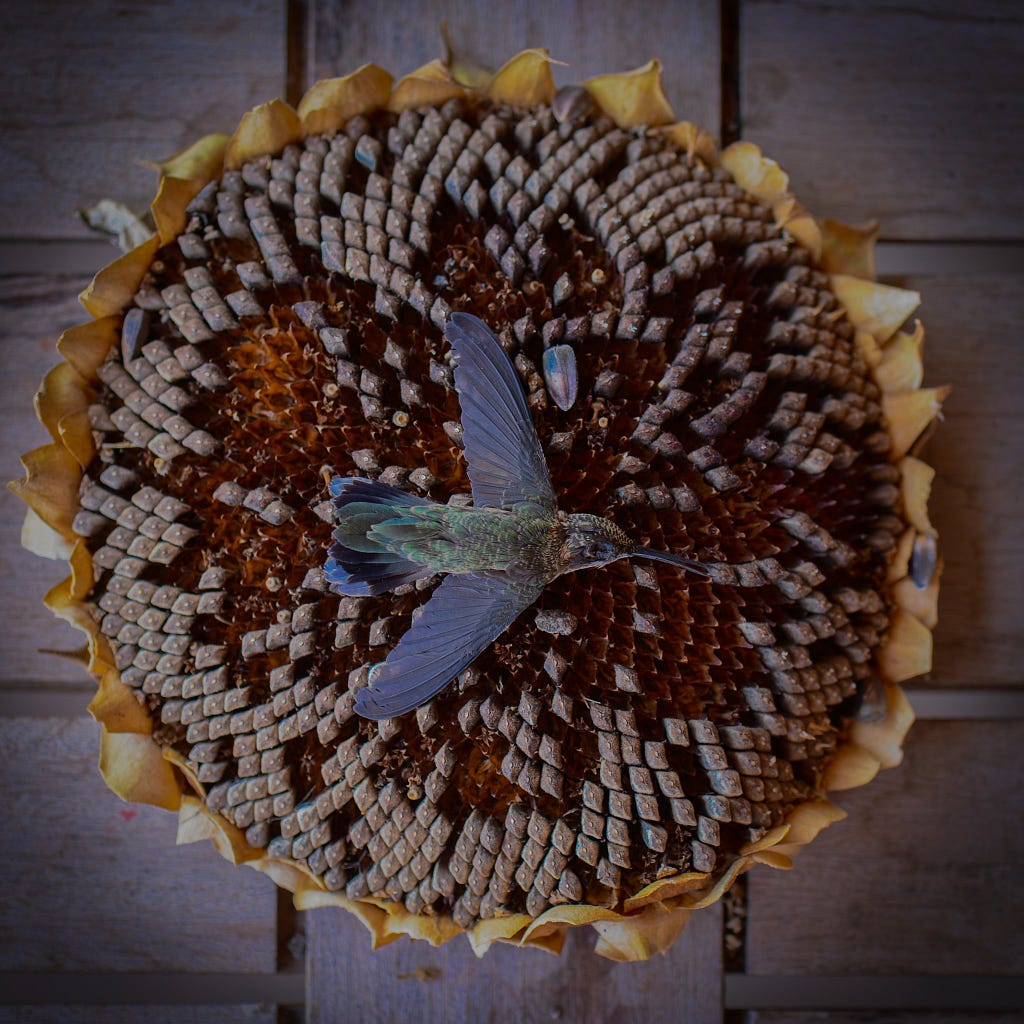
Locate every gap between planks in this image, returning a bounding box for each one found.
[5,687,1022,719]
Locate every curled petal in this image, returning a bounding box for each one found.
[830,274,921,344]
[522,904,621,945]
[592,904,692,962]
[176,793,257,862]
[155,133,229,182]
[488,48,558,107]
[749,849,793,870]
[849,683,915,770]
[152,175,211,245]
[298,64,393,135]
[57,316,120,380]
[623,871,709,912]
[8,444,81,540]
[89,667,152,734]
[80,235,160,319]
[820,218,880,280]
[900,456,937,536]
[823,743,881,791]
[894,564,942,629]
[295,889,401,949]
[876,327,924,393]
[878,608,933,683]
[388,60,468,113]
[21,507,73,560]
[364,897,462,946]
[224,99,302,171]
[882,386,952,459]
[34,363,94,450]
[658,121,717,165]
[740,823,791,856]
[720,141,790,206]
[584,60,674,128]
[469,914,532,956]
[99,729,182,811]
[773,799,847,860]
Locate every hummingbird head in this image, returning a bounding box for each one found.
[562,514,635,572]
[562,513,712,579]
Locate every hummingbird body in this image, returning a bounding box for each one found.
[325,313,710,719]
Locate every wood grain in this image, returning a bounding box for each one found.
[903,275,1024,689]
[745,721,1024,975]
[750,1014,1024,1023]
[0,1009,276,1024]
[0,273,106,687]
[306,900,723,1024]
[0,0,286,240]
[308,0,722,138]
[0,718,278,972]
[740,0,1024,240]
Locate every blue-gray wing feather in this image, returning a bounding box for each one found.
[445,313,555,511]
[354,573,540,719]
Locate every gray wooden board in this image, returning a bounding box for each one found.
[901,275,1024,689]
[306,899,723,1024]
[308,0,722,139]
[0,0,286,240]
[0,718,278,972]
[750,1014,1024,1023]
[740,0,1024,240]
[0,273,109,687]
[745,721,1024,975]
[0,1009,276,1024]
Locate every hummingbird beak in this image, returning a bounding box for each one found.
[630,547,711,578]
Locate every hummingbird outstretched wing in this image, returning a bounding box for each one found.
[445,312,556,512]
[354,572,541,720]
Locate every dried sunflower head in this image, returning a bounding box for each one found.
[11,50,944,960]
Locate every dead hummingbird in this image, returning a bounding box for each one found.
[325,312,710,719]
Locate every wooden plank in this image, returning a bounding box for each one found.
[307,901,723,1024]
[0,1009,276,1024]
[0,718,278,972]
[745,721,1024,975]
[740,0,1024,240]
[309,0,722,138]
[0,0,286,240]
[0,273,107,687]
[901,275,1024,689]
[753,1009,1024,1023]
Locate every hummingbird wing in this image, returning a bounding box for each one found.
[445,312,556,512]
[354,572,541,720]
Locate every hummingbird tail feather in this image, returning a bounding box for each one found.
[327,477,437,596]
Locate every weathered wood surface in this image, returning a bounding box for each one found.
[904,275,1024,690]
[307,900,723,1024]
[750,1015,1024,1023]
[0,718,279,972]
[0,0,286,240]
[1,273,109,687]
[0,1009,276,1024]
[308,0,722,138]
[745,721,1024,975]
[741,0,1024,240]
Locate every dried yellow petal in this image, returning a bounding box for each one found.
[894,566,942,629]
[388,60,469,113]
[152,175,210,245]
[623,871,709,912]
[658,122,717,166]
[80,235,160,319]
[488,48,557,107]
[469,914,532,956]
[298,64,393,135]
[592,904,691,961]
[156,133,230,182]
[820,218,880,280]
[57,316,119,380]
[830,274,921,344]
[878,608,933,683]
[8,444,81,539]
[100,729,182,811]
[882,386,951,458]
[295,889,401,949]
[876,326,924,393]
[584,60,674,128]
[900,456,937,536]
[850,683,915,769]
[89,667,153,734]
[720,141,790,205]
[823,743,881,791]
[224,99,302,171]
[774,799,847,859]
[21,507,73,561]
